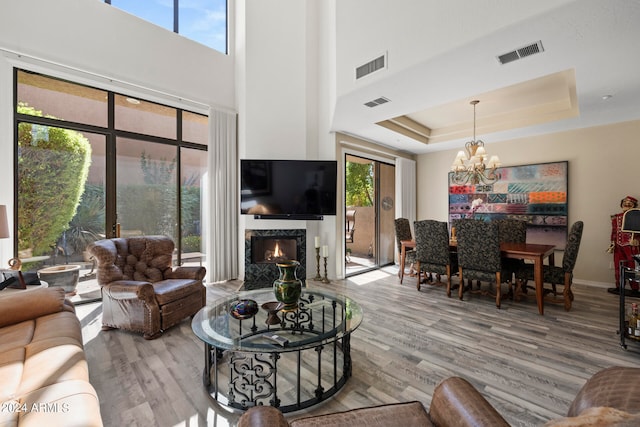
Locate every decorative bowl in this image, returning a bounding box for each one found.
[229,299,259,320]
[261,301,285,325]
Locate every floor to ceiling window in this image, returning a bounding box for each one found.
[15,69,208,303]
[105,0,228,54]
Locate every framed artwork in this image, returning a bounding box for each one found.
[448,161,568,249]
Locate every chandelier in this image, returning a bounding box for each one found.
[450,100,501,185]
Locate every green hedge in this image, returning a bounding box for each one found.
[17,104,92,256]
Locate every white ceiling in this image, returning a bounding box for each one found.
[331,0,640,155]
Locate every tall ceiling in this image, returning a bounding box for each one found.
[331,0,640,155]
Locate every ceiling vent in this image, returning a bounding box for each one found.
[364,97,390,108]
[356,53,386,80]
[497,40,544,65]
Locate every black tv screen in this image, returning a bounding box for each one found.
[241,159,337,219]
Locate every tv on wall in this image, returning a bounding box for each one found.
[240,159,337,220]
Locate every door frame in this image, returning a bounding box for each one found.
[342,150,396,278]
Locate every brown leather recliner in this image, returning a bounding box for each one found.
[88,235,206,339]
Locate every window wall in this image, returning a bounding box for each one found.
[105,0,228,54]
[15,69,208,280]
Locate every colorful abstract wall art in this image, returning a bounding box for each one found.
[448,161,568,249]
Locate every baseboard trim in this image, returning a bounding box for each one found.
[574,278,611,289]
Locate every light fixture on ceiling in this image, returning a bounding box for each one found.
[450,100,501,185]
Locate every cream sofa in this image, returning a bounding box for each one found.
[0,287,102,426]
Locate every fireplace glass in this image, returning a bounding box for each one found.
[251,237,298,264]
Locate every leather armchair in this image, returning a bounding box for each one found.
[88,235,206,339]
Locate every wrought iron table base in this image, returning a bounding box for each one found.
[203,334,352,413]
[193,288,362,413]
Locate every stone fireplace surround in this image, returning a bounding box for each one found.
[244,229,307,289]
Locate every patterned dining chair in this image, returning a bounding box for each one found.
[414,220,458,296]
[451,218,474,289]
[497,218,527,244]
[515,221,584,311]
[456,219,512,308]
[497,218,528,290]
[395,217,417,284]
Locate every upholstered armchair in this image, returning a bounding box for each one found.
[88,235,206,339]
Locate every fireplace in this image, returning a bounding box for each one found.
[244,229,306,289]
[251,236,298,264]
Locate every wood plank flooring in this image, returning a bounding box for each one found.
[76,266,640,427]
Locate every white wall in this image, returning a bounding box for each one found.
[0,0,234,109]
[0,0,340,282]
[236,0,338,280]
[334,0,573,97]
[416,119,640,286]
[2,0,630,287]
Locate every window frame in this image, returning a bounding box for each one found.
[104,0,229,54]
[13,67,208,265]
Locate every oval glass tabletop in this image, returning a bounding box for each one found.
[191,287,363,352]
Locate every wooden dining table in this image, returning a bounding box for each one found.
[499,242,556,315]
[401,239,555,315]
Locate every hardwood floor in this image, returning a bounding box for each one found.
[76,266,640,427]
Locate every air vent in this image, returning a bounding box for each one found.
[356,54,386,79]
[364,97,390,108]
[497,40,544,65]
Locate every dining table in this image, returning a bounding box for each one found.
[498,242,556,315]
[401,239,556,315]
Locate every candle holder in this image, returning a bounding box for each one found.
[314,247,322,280]
[322,256,330,284]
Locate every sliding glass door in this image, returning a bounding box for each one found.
[378,161,395,267]
[344,154,395,276]
[115,137,178,239]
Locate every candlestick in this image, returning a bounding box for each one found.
[314,247,322,280]
[322,255,330,284]
[314,236,320,248]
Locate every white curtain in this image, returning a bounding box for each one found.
[205,109,238,283]
[395,157,416,228]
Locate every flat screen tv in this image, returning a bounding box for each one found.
[241,159,337,220]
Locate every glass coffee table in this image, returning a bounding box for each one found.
[191,287,363,413]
